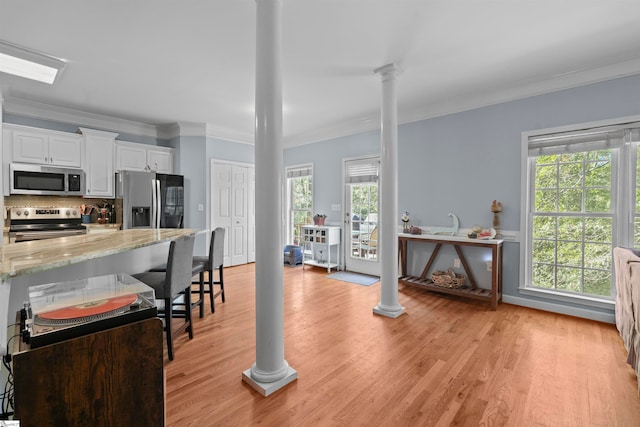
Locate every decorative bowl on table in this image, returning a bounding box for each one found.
[431,270,466,288]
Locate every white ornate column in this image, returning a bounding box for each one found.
[242,0,297,396]
[373,64,405,318]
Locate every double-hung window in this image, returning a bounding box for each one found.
[522,120,640,301]
[286,164,313,245]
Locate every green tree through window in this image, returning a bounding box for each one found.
[525,123,640,301]
[287,166,312,245]
[532,150,613,296]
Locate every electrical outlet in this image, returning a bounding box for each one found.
[486,261,492,272]
[454,258,461,268]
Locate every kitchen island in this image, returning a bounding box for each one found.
[0,228,199,355]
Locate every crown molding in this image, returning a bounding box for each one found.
[3,97,160,138]
[6,59,639,149]
[158,121,254,144]
[78,127,120,139]
[158,121,206,139]
[205,122,254,144]
[284,58,640,148]
[284,114,379,147]
[401,58,640,128]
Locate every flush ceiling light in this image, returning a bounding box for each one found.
[0,40,66,84]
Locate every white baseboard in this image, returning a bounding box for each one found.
[503,295,615,324]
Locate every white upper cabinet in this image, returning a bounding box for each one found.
[80,128,118,197]
[6,124,82,167]
[147,149,173,174]
[2,124,176,198]
[115,142,147,171]
[115,141,174,174]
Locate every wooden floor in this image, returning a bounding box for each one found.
[165,264,640,426]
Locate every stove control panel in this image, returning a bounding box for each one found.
[10,207,81,220]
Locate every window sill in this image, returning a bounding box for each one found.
[518,287,614,310]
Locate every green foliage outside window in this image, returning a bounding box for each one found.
[290,175,312,244]
[350,183,379,260]
[350,183,378,221]
[531,151,613,298]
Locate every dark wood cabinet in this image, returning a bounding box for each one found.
[12,317,164,427]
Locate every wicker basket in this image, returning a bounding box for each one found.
[431,270,466,288]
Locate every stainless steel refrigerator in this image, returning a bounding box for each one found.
[116,170,184,229]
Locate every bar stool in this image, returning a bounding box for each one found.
[150,247,207,318]
[133,234,196,361]
[192,227,226,314]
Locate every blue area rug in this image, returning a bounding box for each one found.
[326,271,380,286]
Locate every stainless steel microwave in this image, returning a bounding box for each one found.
[10,163,84,196]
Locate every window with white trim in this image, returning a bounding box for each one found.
[523,122,640,300]
[286,164,313,245]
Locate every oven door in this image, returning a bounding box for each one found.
[10,229,86,243]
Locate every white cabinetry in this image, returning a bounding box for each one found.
[115,142,146,171]
[80,128,118,197]
[301,225,341,272]
[147,149,173,174]
[115,141,174,174]
[5,124,82,167]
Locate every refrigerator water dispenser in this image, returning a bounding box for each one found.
[131,207,151,227]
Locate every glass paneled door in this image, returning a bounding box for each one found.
[344,157,380,276]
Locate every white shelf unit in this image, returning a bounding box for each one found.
[301,225,341,272]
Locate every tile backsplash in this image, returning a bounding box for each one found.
[4,196,121,226]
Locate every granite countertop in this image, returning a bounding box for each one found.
[0,228,197,280]
[82,223,122,229]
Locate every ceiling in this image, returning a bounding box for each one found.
[2,1,640,146]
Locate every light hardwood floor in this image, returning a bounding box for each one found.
[165,264,640,426]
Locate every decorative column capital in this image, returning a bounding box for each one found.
[373,63,403,81]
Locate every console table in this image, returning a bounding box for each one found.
[398,233,503,310]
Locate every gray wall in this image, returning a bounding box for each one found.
[206,136,254,164]
[171,135,208,255]
[285,130,380,225]
[283,73,640,321]
[5,72,640,320]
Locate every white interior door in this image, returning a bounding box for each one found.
[231,165,248,266]
[211,162,232,266]
[344,157,380,276]
[211,160,254,267]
